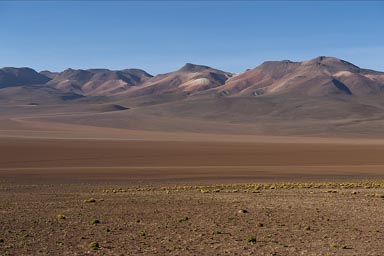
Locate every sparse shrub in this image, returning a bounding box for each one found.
[0,238,4,243]
[365,193,384,198]
[89,241,100,250]
[178,217,189,223]
[330,243,349,249]
[246,236,256,243]
[57,214,66,220]
[256,223,264,227]
[304,225,311,231]
[213,230,222,235]
[91,219,100,225]
[84,198,96,203]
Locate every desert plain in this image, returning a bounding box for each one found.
[1,118,384,256]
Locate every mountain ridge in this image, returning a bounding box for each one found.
[1,57,384,98]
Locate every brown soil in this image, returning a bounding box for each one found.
[1,136,384,183]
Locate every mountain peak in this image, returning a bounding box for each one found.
[179,63,211,72]
[304,56,360,69]
[308,56,344,63]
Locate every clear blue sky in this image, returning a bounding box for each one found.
[0,1,383,74]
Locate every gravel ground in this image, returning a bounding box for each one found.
[1,181,383,255]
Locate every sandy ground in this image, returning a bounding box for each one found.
[1,131,384,184]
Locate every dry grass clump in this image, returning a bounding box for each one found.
[246,236,257,244]
[90,219,100,225]
[89,241,100,250]
[56,214,66,220]
[84,198,96,203]
[330,243,350,249]
[103,180,384,194]
[177,217,189,223]
[365,193,384,198]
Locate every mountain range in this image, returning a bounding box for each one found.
[1,56,384,137]
[1,56,383,100]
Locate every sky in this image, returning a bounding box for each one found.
[0,1,383,75]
